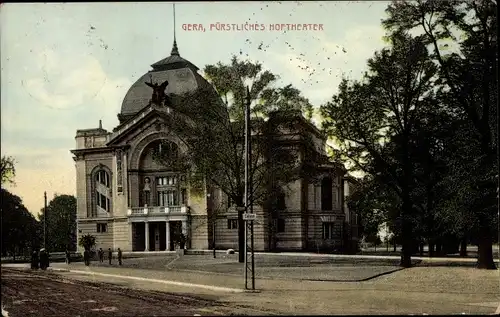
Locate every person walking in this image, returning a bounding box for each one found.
[83,249,90,266]
[39,248,49,270]
[31,250,39,270]
[98,248,104,263]
[117,248,122,266]
[65,249,71,264]
[108,248,112,265]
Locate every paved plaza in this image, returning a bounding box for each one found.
[81,253,415,282]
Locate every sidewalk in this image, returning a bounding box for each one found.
[251,251,480,262]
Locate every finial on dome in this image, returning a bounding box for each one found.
[171,3,179,56]
[171,39,179,56]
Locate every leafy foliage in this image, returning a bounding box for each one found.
[1,188,40,256]
[151,56,322,261]
[204,55,314,120]
[78,234,96,251]
[382,0,498,269]
[321,31,438,267]
[39,194,77,252]
[1,156,16,185]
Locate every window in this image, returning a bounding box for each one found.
[95,170,110,187]
[274,219,285,233]
[277,192,286,210]
[181,189,187,205]
[227,219,238,229]
[97,223,108,233]
[321,177,333,211]
[157,190,178,206]
[94,169,111,214]
[154,141,179,161]
[227,196,233,208]
[96,193,110,212]
[156,176,178,186]
[322,222,335,239]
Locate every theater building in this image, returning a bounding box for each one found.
[71,39,359,253]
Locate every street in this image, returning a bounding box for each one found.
[3,253,499,315]
[1,268,266,316]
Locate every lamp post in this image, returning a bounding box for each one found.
[497,88,500,268]
[243,86,255,290]
[43,191,47,250]
[207,193,216,259]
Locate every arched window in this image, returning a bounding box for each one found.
[276,191,286,210]
[321,176,333,211]
[152,140,179,161]
[95,170,110,187]
[94,169,111,213]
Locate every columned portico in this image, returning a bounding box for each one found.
[128,205,189,251]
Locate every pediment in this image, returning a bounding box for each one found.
[107,105,172,147]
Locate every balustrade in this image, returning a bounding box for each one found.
[127,205,187,216]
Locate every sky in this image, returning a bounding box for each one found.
[1,1,390,216]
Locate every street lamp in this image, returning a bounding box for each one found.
[43,191,47,250]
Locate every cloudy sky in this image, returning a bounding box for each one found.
[1,1,390,216]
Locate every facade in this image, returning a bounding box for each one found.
[71,39,359,253]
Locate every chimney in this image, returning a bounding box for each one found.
[99,120,102,129]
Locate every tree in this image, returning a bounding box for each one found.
[320,32,438,267]
[152,56,319,262]
[1,189,40,257]
[382,0,498,269]
[1,156,16,185]
[39,194,77,252]
[348,177,399,247]
[78,234,96,252]
[204,55,314,120]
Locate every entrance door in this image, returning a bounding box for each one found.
[154,226,160,251]
[169,221,182,250]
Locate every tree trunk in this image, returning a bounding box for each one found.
[399,137,413,268]
[436,242,442,255]
[477,233,496,269]
[429,242,435,257]
[459,237,467,257]
[419,242,424,256]
[393,239,397,252]
[400,211,412,267]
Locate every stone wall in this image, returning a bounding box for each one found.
[190,215,209,249]
[77,219,114,252]
[113,218,131,251]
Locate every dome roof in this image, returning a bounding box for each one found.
[119,40,218,119]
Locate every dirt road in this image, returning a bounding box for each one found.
[1,268,258,316]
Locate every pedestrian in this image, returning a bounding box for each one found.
[117,248,122,266]
[31,250,39,270]
[39,248,49,270]
[83,249,90,266]
[108,248,112,265]
[65,249,71,264]
[98,248,104,263]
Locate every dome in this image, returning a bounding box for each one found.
[119,40,218,120]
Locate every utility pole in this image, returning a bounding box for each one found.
[497,83,500,268]
[244,86,255,290]
[44,191,48,250]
